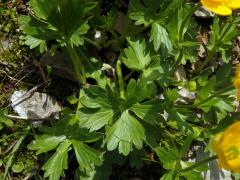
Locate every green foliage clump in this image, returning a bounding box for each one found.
[1,0,240,179]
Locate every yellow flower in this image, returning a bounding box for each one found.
[233,64,240,99]
[211,121,240,172]
[201,0,240,16]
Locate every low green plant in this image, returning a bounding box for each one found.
[1,0,240,179]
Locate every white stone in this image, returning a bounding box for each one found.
[11,90,62,120]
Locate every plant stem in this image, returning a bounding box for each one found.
[179,4,201,43]
[171,4,201,71]
[171,49,184,72]
[195,19,233,73]
[175,85,233,109]
[66,44,86,84]
[3,125,31,180]
[77,89,83,111]
[83,37,101,50]
[194,48,215,74]
[195,86,233,107]
[181,155,217,173]
[116,60,125,99]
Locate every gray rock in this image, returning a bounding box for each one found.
[178,88,196,103]
[195,7,214,18]
[174,65,187,82]
[10,90,62,120]
[0,38,14,52]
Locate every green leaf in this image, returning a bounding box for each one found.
[155,147,178,164]
[181,171,204,180]
[0,109,13,130]
[194,78,216,106]
[12,162,24,173]
[28,135,66,154]
[165,89,179,104]
[69,22,90,46]
[214,99,234,112]
[101,8,117,31]
[106,111,146,155]
[122,37,151,71]
[209,17,220,47]
[23,35,46,52]
[67,95,79,105]
[125,78,152,107]
[20,0,96,47]
[150,23,172,52]
[209,16,240,52]
[179,136,192,158]
[130,100,162,125]
[28,0,59,20]
[72,140,102,170]
[75,151,126,180]
[78,108,114,132]
[19,15,60,41]
[80,86,120,110]
[160,173,174,180]
[128,0,155,27]
[168,110,193,132]
[42,140,71,180]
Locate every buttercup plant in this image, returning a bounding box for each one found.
[1,0,240,179]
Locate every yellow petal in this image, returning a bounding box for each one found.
[223,144,240,172]
[226,0,240,9]
[223,121,240,139]
[233,65,240,98]
[201,0,232,15]
[216,141,232,169]
[212,122,240,172]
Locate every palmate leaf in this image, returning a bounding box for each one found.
[128,0,156,27]
[19,15,61,41]
[106,110,146,156]
[130,100,162,125]
[0,109,13,130]
[28,0,60,21]
[78,108,114,132]
[77,85,122,131]
[122,37,151,71]
[28,114,102,180]
[42,140,71,180]
[23,35,46,53]
[28,135,66,154]
[80,86,120,109]
[128,0,182,27]
[125,78,152,107]
[20,0,96,48]
[149,23,172,52]
[28,0,96,37]
[72,140,102,170]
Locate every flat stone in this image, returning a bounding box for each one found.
[174,65,187,82]
[0,38,14,53]
[10,90,62,120]
[178,88,196,103]
[195,7,214,18]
